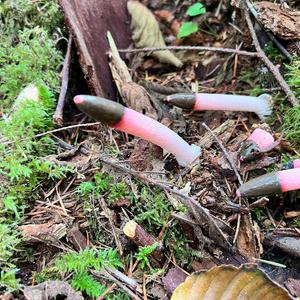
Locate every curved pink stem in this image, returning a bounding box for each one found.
[194,93,272,120]
[277,168,300,192]
[114,108,201,166]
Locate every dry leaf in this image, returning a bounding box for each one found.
[107,31,157,119]
[236,215,257,260]
[171,264,293,299]
[127,0,183,67]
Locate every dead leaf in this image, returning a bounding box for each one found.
[23,281,84,300]
[236,215,257,260]
[171,264,293,299]
[107,32,157,119]
[162,267,188,295]
[127,0,183,67]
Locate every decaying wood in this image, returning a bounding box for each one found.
[59,0,131,99]
[123,220,165,267]
[107,32,157,119]
[254,1,300,40]
[23,281,84,300]
[19,222,67,244]
[53,37,72,126]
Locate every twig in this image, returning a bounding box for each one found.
[243,9,298,106]
[118,46,258,57]
[3,122,100,146]
[245,0,292,61]
[97,283,117,300]
[202,122,243,185]
[99,197,123,256]
[53,37,73,125]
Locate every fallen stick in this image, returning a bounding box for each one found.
[243,9,298,106]
[53,37,73,126]
[123,220,165,267]
[118,45,258,57]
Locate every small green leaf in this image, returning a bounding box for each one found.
[177,22,199,38]
[187,3,206,16]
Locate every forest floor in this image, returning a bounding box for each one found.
[0,0,300,299]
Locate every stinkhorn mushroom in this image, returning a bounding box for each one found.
[239,128,275,162]
[284,159,300,169]
[237,168,300,197]
[74,95,201,166]
[165,93,272,120]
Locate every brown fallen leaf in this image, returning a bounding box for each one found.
[171,264,293,300]
[162,267,188,295]
[127,0,183,67]
[107,32,157,119]
[255,1,300,40]
[236,215,257,260]
[23,281,84,300]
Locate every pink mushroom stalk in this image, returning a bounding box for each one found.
[165,93,273,120]
[237,168,300,197]
[284,159,300,169]
[240,128,274,162]
[74,95,201,166]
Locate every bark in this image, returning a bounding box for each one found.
[59,0,131,99]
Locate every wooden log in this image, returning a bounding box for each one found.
[59,0,131,99]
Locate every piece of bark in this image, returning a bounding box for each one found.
[59,0,131,99]
[255,1,300,40]
[19,222,67,244]
[123,220,165,267]
[23,281,84,300]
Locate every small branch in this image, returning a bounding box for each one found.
[243,9,298,106]
[202,122,243,185]
[118,46,258,57]
[123,220,165,267]
[53,37,73,125]
[97,283,117,300]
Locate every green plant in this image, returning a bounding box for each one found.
[133,188,174,233]
[71,271,107,298]
[283,106,300,147]
[136,243,158,269]
[0,269,20,292]
[43,248,125,299]
[177,2,206,38]
[108,182,129,204]
[293,217,300,227]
